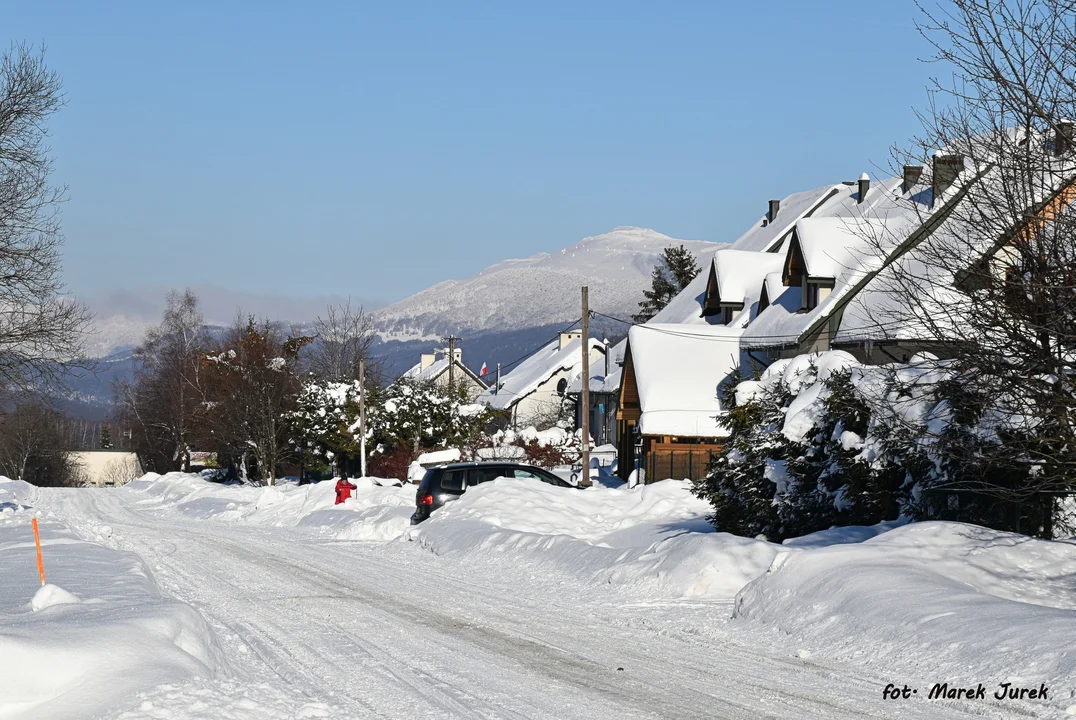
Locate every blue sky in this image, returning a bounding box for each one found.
[8,1,935,306]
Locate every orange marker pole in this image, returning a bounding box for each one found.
[31,518,45,586]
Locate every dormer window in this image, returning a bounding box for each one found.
[802,278,834,310]
[722,306,735,324]
[805,282,820,310]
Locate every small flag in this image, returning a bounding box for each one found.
[479,362,489,376]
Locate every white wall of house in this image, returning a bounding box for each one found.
[511,342,606,426]
[69,451,143,487]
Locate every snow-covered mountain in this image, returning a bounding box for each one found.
[372,227,724,340]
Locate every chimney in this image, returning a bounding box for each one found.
[559,330,581,350]
[768,200,780,222]
[451,347,462,362]
[1055,119,1075,156]
[932,153,964,204]
[902,164,923,193]
[857,173,870,204]
[420,353,436,371]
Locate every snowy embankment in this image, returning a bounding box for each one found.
[737,522,1076,709]
[0,479,224,719]
[410,478,779,600]
[128,472,415,542]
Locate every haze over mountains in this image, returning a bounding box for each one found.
[73,227,724,416]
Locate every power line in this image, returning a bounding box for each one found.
[492,317,582,380]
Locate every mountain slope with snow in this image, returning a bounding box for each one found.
[372,227,724,340]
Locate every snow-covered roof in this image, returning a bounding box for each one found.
[834,160,1076,344]
[649,249,785,327]
[400,354,486,388]
[741,174,935,350]
[627,324,741,438]
[713,249,786,308]
[478,335,605,410]
[648,186,850,326]
[730,184,852,253]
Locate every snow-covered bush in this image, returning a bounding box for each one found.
[484,425,582,469]
[291,374,493,479]
[697,350,1066,540]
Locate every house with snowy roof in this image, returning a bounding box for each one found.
[400,347,487,401]
[615,246,783,481]
[739,138,1076,365]
[565,339,624,447]
[477,330,606,427]
[616,324,743,481]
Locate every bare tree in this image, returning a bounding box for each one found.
[848,1,1076,523]
[203,316,306,485]
[0,396,81,486]
[306,300,380,384]
[117,289,209,473]
[0,44,90,389]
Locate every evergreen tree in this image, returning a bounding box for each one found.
[782,368,880,536]
[693,370,789,539]
[633,245,700,323]
[100,424,113,450]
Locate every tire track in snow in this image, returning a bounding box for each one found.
[43,488,1046,720]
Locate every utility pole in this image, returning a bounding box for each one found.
[580,286,590,486]
[359,358,367,478]
[443,335,461,390]
[495,363,501,394]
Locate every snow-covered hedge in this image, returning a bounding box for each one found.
[696,350,1057,541]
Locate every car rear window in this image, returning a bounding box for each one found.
[440,470,465,492]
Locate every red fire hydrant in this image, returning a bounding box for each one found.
[335,477,357,505]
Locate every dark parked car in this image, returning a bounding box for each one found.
[410,462,576,524]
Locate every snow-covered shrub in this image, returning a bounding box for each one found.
[292,374,493,479]
[698,350,1068,540]
[693,367,790,540]
[485,425,582,469]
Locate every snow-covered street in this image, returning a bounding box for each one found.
[1,477,1065,719]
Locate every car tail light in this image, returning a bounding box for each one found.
[418,494,434,506]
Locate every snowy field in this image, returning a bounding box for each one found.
[1,473,1074,718]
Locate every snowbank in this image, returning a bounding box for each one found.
[736,521,1076,711]
[126,473,416,542]
[410,479,780,600]
[0,485,224,718]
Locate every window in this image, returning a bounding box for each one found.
[556,378,568,396]
[805,282,819,309]
[514,468,562,486]
[721,306,735,325]
[467,468,507,486]
[439,470,465,492]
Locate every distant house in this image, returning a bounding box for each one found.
[399,347,487,401]
[477,330,606,427]
[565,339,623,447]
[69,450,143,487]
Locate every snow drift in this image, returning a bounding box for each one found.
[0,482,224,719]
[410,478,780,600]
[736,521,1076,711]
[126,472,416,542]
